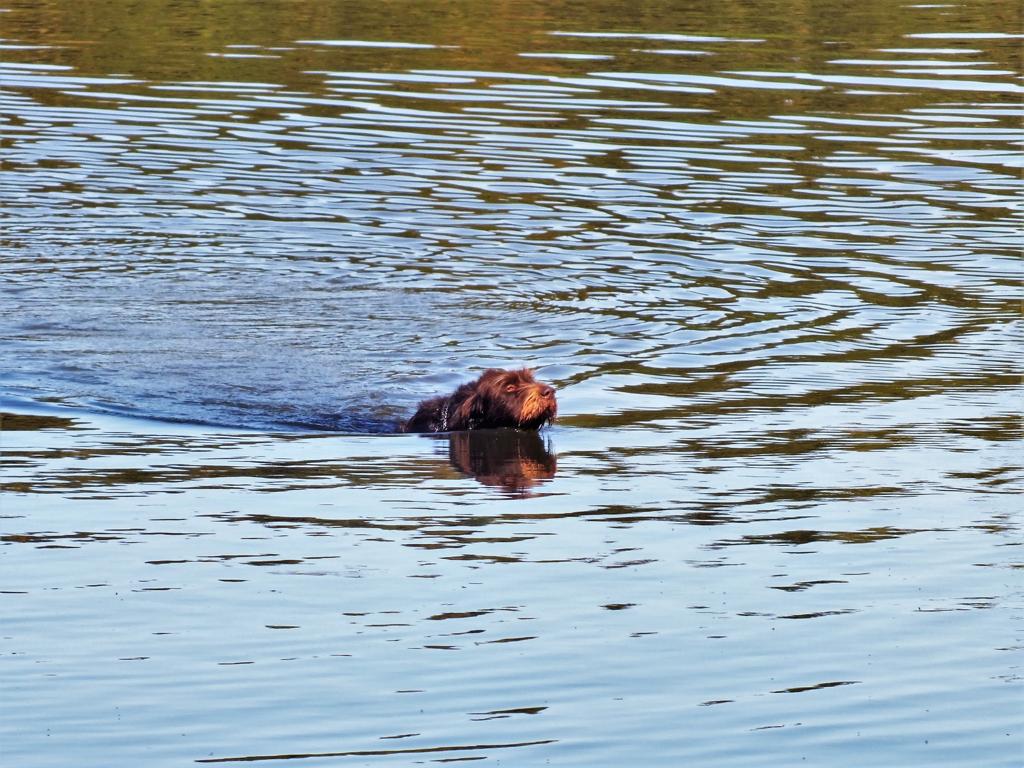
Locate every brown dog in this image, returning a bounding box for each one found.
[402,368,557,433]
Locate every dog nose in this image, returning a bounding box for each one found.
[540,386,555,399]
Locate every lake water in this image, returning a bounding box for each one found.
[1,1,1021,765]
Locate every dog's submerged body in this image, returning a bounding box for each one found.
[402,368,557,433]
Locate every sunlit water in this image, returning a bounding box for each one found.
[1,1,1021,766]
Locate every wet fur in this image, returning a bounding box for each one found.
[402,368,557,433]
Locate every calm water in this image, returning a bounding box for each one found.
[1,0,1021,765]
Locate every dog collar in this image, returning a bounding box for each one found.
[440,397,452,432]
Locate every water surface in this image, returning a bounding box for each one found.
[1,1,1021,766]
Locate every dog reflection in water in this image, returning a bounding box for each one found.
[444,429,557,495]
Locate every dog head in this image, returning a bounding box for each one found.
[454,368,557,430]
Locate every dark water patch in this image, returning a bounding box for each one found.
[0,411,83,431]
[772,680,861,694]
[718,526,932,548]
[196,739,557,764]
